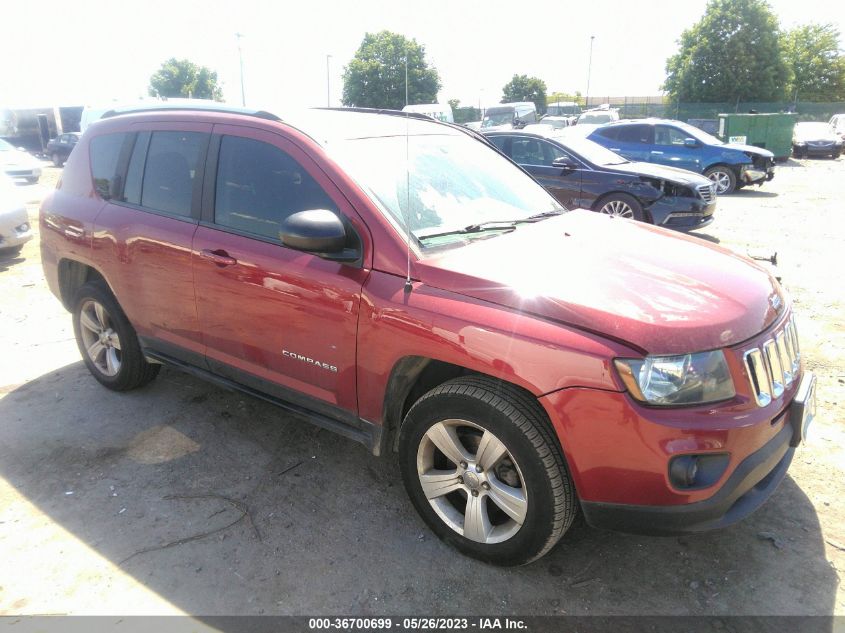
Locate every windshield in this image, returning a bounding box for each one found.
[673,121,723,145]
[329,134,564,250]
[554,135,629,165]
[0,139,13,152]
[481,111,514,128]
[795,122,833,136]
[578,113,614,124]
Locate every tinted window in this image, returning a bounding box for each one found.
[488,136,509,152]
[655,125,689,146]
[122,132,150,205]
[510,138,568,166]
[595,127,619,140]
[140,131,205,217]
[616,125,652,144]
[90,133,128,199]
[215,136,337,241]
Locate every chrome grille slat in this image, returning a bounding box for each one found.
[696,184,716,203]
[744,315,801,407]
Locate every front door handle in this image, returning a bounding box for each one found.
[200,249,238,267]
[651,150,664,155]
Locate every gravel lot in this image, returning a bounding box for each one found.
[0,160,843,617]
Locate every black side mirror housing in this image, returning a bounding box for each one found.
[280,209,358,263]
[552,157,579,170]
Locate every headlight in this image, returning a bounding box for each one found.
[614,351,735,406]
[795,141,806,146]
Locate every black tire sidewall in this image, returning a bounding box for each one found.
[71,282,152,390]
[399,390,559,566]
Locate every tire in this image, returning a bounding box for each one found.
[399,376,576,566]
[71,281,160,391]
[704,165,737,195]
[792,146,804,159]
[52,152,63,167]
[0,245,24,258]
[593,193,645,222]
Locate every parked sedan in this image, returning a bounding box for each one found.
[485,128,716,232]
[45,132,80,166]
[0,174,33,256]
[792,122,842,158]
[0,139,41,184]
[588,119,775,194]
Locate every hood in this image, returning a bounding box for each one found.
[416,210,784,355]
[724,143,774,158]
[0,148,39,168]
[606,160,712,187]
[794,130,839,143]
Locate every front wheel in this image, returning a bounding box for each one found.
[704,165,737,194]
[594,193,645,222]
[72,282,160,391]
[399,376,576,566]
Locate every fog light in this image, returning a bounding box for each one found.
[16,222,30,232]
[668,453,730,490]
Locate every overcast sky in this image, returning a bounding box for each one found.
[2,0,843,111]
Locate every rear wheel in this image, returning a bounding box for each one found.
[72,282,160,391]
[594,193,645,222]
[704,165,736,194]
[399,376,576,566]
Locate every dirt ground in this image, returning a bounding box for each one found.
[0,159,843,617]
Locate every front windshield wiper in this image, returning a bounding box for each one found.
[416,209,565,242]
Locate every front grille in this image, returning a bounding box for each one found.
[697,183,716,203]
[743,315,801,407]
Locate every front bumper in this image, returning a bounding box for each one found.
[0,209,33,249]
[650,197,717,232]
[795,143,841,156]
[3,166,41,182]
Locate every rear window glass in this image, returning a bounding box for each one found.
[90,133,128,199]
[140,131,206,217]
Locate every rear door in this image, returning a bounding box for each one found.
[90,124,210,363]
[191,124,369,422]
[595,124,653,162]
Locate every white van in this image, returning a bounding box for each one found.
[401,103,454,123]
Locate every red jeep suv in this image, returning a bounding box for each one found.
[40,104,816,565]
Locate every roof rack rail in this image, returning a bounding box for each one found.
[314,106,494,147]
[100,102,282,122]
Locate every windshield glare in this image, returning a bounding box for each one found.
[0,139,13,151]
[675,122,723,145]
[555,135,628,165]
[795,122,832,136]
[481,111,514,128]
[329,134,563,249]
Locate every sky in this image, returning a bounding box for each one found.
[2,0,843,111]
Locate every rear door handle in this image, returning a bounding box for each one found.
[609,148,621,152]
[199,249,238,267]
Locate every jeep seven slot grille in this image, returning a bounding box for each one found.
[743,316,800,407]
[697,183,716,203]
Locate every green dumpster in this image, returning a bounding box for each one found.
[717,113,796,161]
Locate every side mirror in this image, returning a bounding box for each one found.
[552,157,579,170]
[279,209,358,262]
[684,138,699,147]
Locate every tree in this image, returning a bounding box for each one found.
[782,23,845,102]
[547,91,582,105]
[148,58,223,101]
[663,0,790,103]
[501,75,547,114]
[447,98,461,111]
[342,31,441,109]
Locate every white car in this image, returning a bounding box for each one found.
[0,139,42,184]
[0,174,32,255]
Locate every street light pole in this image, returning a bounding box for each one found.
[585,35,595,108]
[235,32,246,106]
[326,54,332,107]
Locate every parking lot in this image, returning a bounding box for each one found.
[0,159,843,617]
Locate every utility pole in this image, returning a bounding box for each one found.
[235,32,246,106]
[585,35,595,108]
[326,54,332,107]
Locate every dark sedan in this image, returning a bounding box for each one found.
[45,133,80,166]
[485,129,716,231]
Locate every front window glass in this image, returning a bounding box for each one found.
[329,134,563,250]
[654,125,690,146]
[673,121,723,145]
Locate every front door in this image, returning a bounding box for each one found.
[651,125,701,171]
[191,125,369,420]
[503,136,583,208]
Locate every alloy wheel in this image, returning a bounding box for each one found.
[78,299,122,376]
[599,199,634,218]
[707,170,732,194]
[416,419,528,544]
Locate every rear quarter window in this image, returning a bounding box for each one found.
[89,133,129,199]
